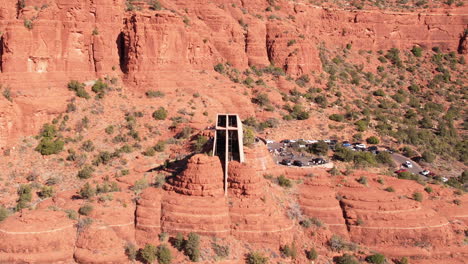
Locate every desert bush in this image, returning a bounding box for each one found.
[309,140,328,155]
[193,135,208,153]
[156,244,172,264]
[366,136,379,144]
[214,63,225,73]
[148,91,167,104]
[125,242,137,260]
[132,178,148,194]
[373,89,385,97]
[172,233,185,251]
[0,206,9,222]
[280,243,297,259]
[35,137,64,155]
[140,244,157,264]
[78,204,93,216]
[329,114,345,122]
[376,152,394,166]
[77,165,95,179]
[357,176,368,185]
[334,254,359,264]
[81,140,95,152]
[105,125,114,134]
[243,127,255,147]
[38,186,54,198]
[154,141,166,152]
[398,257,409,264]
[68,80,90,99]
[91,78,108,96]
[79,182,96,199]
[306,248,318,260]
[422,151,435,163]
[16,184,32,211]
[154,174,166,188]
[152,107,168,120]
[329,235,346,251]
[295,74,310,87]
[252,93,270,106]
[365,253,386,264]
[277,175,292,188]
[411,46,423,57]
[413,192,423,202]
[184,232,200,262]
[385,186,395,192]
[246,252,268,264]
[424,186,433,193]
[212,242,230,258]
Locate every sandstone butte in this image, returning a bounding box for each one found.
[0,0,467,263]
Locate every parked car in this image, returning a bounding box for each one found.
[441,177,448,183]
[293,160,305,167]
[343,143,352,147]
[280,159,293,166]
[420,170,430,176]
[395,169,407,174]
[404,161,413,168]
[368,146,378,153]
[280,140,290,144]
[266,139,274,144]
[311,158,326,165]
[354,143,366,149]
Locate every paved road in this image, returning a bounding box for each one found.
[392,153,423,174]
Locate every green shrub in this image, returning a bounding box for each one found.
[308,140,328,155]
[0,206,9,222]
[277,175,292,188]
[154,141,166,152]
[334,254,359,264]
[422,151,435,163]
[149,0,162,10]
[398,257,409,264]
[306,248,318,260]
[78,165,95,179]
[295,74,310,87]
[376,152,394,166]
[146,90,165,98]
[81,140,95,152]
[252,93,270,106]
[214,63,225,73]
[384,186,395,192]
[24,19,33,29]
[16,184,32,211]
[212,243,230,258]
[67,80,90,99]
[193,135,208,153]
[35,137,64,155]
[353,152,377,167]
[143,147,156,156]
[243,127,255,147]
[246,252,268,264]
[125,243,137,261]
[373,89,385,97]
[78,204,93,216]
[357,176,368,185]
[38,186,54,198]
[185,232,200,262]
[413,192,423,202]
[366,136,379,144]
[424,186,433,193]
[280,243,297,259]
[140,244,157,264]
[152,107,168,120]
[172,233,185,251]
[411,46,423,57]
[79,183,96,199]
[105,125,114,134]
[156,244,172,264]
[329,114,344,122]
[91,78,108,95]
[365,253,386,264]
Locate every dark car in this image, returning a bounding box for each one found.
[367,146,378,153]
[280,159,293,166]
[311,158,326,165]
[293,160,304,167]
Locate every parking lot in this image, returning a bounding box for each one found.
[265,139,429,177]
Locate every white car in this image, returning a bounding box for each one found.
[404,161,413,168]
[420,170,430,176]
[266,139,274,144]
[441,177,448,183]
[355,143,366,149]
